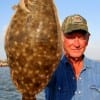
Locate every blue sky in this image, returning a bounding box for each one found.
[0,0,100,60]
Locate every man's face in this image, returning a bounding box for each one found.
[63,31,90,58]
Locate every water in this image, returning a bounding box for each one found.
[0,67,45,100]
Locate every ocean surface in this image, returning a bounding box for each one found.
[0,67,45,100]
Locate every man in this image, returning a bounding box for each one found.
[45,14,100,100]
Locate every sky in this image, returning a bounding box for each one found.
[0,0,100,60]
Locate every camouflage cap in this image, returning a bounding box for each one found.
[62,14,89,34]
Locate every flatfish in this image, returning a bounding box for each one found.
[5,0,62,99]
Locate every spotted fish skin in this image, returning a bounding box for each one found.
[5,0,62,99]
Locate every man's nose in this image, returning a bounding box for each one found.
[73,37,80,47]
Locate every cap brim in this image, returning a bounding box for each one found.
[64,24,89,34]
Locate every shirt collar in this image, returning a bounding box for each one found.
[60,54,69,64]
[61,54,92,70]
[83,56,92,70]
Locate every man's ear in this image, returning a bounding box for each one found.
[87,34,90,41]
[86,34,90,45]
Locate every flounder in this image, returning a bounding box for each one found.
[5,0,62,99]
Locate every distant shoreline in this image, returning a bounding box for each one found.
[0,60,8,67]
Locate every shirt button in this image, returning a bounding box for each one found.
[79,77,82,80]
[78,91,81,95]
[58,87,61,90]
